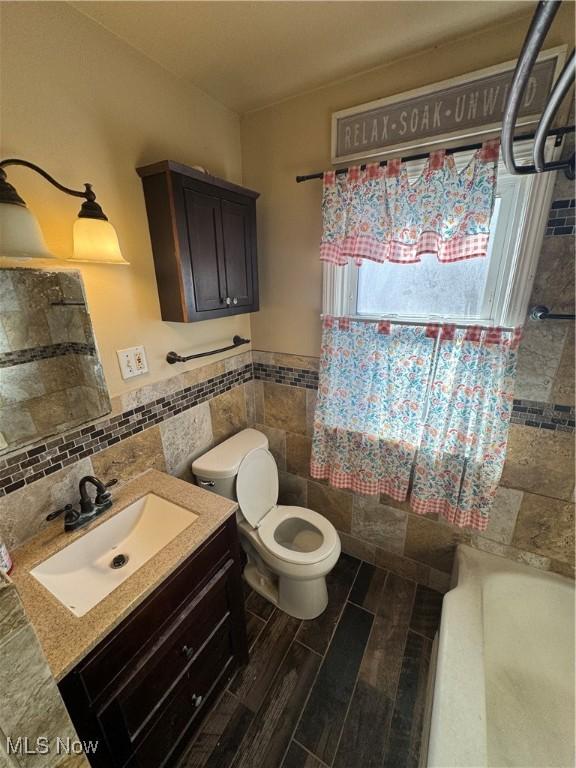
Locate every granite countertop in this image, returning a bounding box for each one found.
[9,469,238,682]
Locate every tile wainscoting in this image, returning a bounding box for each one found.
[0,573,88,768]
[0,344,574,584]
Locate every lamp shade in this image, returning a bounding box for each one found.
[70,217,128,264]
[0,202,55,259]
[71,217,128,264]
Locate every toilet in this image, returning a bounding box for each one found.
[192,428,341,620]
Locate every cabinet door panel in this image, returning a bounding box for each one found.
[221,199,254,308]
[184,189,226,313]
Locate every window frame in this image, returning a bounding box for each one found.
[322,139,558,328]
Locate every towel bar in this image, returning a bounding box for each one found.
[530,305,575,321]
[166,335,250,364]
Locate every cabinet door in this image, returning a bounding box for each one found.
[220,199,255,308]
[184,189,227,313]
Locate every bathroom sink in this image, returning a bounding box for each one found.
[30,494,198,617]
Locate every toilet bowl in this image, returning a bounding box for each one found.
[192,428,341,619]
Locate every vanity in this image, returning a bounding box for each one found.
[9,470,248,768]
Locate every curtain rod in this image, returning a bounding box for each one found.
[295,125,575,183]
[321,314,516,331]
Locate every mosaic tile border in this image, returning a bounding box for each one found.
[511,398,575,432]
[545,198,575,237]
[0,343,96,368]
[0,364,252,498]
[253,362,319,389]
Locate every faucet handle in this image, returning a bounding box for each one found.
[46,503,74,522]
[95,478,118,505]
[46,504,80,528]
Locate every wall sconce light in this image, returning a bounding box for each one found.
[0,158,128,264]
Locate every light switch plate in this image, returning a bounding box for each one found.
[117,346,148,379]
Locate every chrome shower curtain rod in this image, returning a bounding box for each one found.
[501,0,575,177]
[295,125,574,183]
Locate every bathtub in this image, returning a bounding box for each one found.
[424,545,575,768]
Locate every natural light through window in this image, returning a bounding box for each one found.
[357,198,501,320]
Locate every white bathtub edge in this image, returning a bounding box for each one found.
[427,546,488,768]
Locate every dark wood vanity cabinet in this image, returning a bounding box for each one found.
[137,160,259,322]
[59,518,248,768]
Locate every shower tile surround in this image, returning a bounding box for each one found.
[0,182,574,580]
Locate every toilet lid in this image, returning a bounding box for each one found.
[236,448,279,528]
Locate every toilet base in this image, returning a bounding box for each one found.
[239,524,335,621]
[244,563,279,608]
[243,562,328,621]
[278,573,328,620]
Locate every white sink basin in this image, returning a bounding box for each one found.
[30,494,198,617]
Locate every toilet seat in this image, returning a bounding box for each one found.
[258,505,339,566]
[236,448,339,566]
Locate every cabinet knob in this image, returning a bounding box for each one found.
[225,297,232,305]
[182,645,195,660]
[191,693,203,708]
[232,297,238,305]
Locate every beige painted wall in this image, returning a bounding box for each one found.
[241,7,575,357]
[0,1,249,398]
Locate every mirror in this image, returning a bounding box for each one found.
[0,268,111,454]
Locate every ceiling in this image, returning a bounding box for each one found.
[74,1,531,114]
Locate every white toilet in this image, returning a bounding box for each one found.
[192,428,341,620]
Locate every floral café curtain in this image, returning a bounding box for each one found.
[320,140,499,266]
[311,318,521,531]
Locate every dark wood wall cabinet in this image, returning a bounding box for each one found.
[59,518,248,768]
[137,161,260,322]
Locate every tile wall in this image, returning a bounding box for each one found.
[0,573,88,767]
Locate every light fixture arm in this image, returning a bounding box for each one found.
[0,158,107,220]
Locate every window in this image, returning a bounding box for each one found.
[323,141,557,328]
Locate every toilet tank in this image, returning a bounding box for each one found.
[191,428,269,500]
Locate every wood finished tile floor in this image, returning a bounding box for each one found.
[177,554,443,768]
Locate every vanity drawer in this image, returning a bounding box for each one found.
[77,523,232,703]
[99,565,231,746]
[130,617,235,768]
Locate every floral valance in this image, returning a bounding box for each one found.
[320,140,499,266]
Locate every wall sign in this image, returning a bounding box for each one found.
[331,48,565,164]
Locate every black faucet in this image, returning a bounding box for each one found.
[46,475,118,532]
